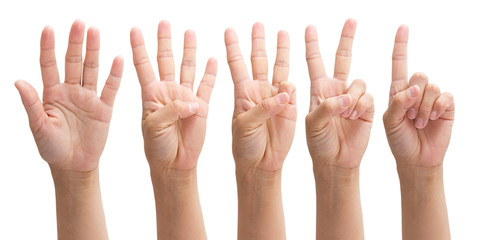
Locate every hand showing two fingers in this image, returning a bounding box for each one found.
[305,19,374,170]
[225,23,297,173]
[384,25,455,168]
[130,21,218,171]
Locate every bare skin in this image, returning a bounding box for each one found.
[383,25,453,240]
[15,20,123,240]
[305,19,373,240]
[130,20,217,240]
[225,23,297,240]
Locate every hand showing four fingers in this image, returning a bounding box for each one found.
[225,23,297,173]
[383,25,455,169]
[15,20,124,172]
[305,19,374,171]
[130,21,217,172]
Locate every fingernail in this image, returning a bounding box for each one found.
[430,111,437,120]
[188,102,199,112]
[339,95,351,107]
[350,110,358,119]
[407,86,418,98]
[407,108,417,119]
[415,118,424,128]
[276,94,287,105]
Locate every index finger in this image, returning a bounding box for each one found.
[391,25,409,96]
[305,25,326,82]
[39,26,60,89]
[130,27,156,87]
[225,28,250,84]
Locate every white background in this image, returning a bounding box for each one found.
[1,0,476,239]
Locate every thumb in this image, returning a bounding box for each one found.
[239,92,290,127]
[145,100,199,130]
[15,80,45,130]
[383,85,420,126]
[306,94,352,131]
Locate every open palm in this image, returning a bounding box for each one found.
[225,23,297,172]
[383,25,454,167]
[15,21,123,172]
[305,19,374,169]
[130,21,217,171]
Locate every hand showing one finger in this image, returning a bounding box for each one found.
[383,25,455,168]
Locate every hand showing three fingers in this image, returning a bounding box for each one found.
[305,19,374,171]
[383,25,455,169]
[15,20,124,172]
[130,21,217,172]
[225,23,297,173]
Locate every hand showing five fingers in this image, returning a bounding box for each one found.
[15,20,124,172]
[305,19,374,170]
[130,21,217,171]
[225,23,297,173]
[383,25,455,168]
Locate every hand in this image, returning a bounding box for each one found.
[15,20,124,172]
[225,23,297,173]
[305,19,374,170]
[383,25,455,169]
[130,21,217,172]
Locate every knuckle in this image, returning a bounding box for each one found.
[84,61,99,69]
[336,49,352,58]
[418,105,433,115]
[157,49,173,58]
[321,100,332,113]
[306,52,322,61]
[260,99,272,112]
[354,79,366,90]
[411,72,428,83]
[251,49,267,58]
[134,56,150,66]
[227,54,244,64]
[65,54,82,64]
[40,59,57,68]
[393,94,405,106]
[181,59,196,68]
[425,83,440,94]
[274,59,289,68]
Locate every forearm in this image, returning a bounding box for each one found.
[51,167,108,240]
[151,168,206,240]
[398,165,450,240]
[314,166,364,240]
[236,168,285,240]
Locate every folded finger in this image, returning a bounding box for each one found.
[341,78,366,118]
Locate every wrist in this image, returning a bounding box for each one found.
[50,167,100,192]
[236,167,282,192]
[314,165,360,189]
[151,167,198,193]
[398,164,444,190]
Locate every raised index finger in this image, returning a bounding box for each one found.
[305,25,326,81]
[391,25,409,96]
[39,26,60,89]
[130,27,156,87]
[225,28,250,84]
